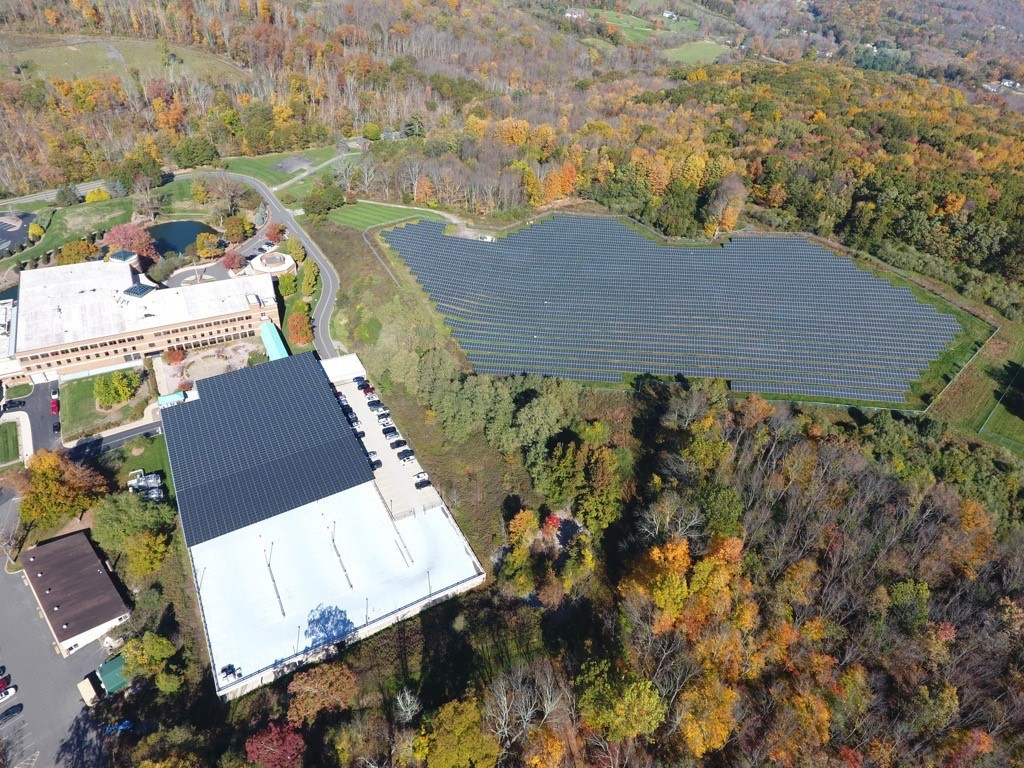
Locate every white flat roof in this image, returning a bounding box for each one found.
[320,353,367,385]
[16,262,276,352]
[189,481,482,693]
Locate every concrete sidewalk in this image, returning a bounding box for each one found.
[62,403,161,450]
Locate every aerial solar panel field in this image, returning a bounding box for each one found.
[380,216,964,405]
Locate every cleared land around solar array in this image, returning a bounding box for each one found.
[381,216,963,405]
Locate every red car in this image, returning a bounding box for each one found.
[0,676,10,692]
[50,399,60,415]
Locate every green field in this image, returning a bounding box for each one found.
[224,146,341,186]
[664,41,729,63]
[5,37,243,82]
[60,372,142,437]
[326,202,445,230]
[114,434,175,497]
[0,422,19,464]
[4,383,32,399]
[9,196,133,266]
[591,9,699,44]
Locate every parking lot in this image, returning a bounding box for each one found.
[336,380,443,517]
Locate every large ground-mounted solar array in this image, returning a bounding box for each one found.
[381,216,962,403]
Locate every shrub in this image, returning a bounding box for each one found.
[54,185,80,207]
[162,347,186,364]
[362,122,382,141]
[84,188,112,203]
[93,369,142,408]
[57,239,97,265]
[28,222,45,241]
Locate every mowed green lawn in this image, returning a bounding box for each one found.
[10,197,133,265]
[60,375,134,436]
[664,41,729,63]
[7,38,243,82]
[0,421,19,463]
[115,434,175,498]
[224,146,341,186]
[591,10,656,43]
[326,202,445,230]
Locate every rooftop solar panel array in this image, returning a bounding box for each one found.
[381,216,962,404]
[162,353,374,547]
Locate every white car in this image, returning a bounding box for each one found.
[413,471,428,482]
[400,455,416,465]
[0,687,16,704]
[367,451,377,459]
[50,388,59,400]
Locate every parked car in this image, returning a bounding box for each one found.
[346,411,358,422]
[354,430,365,439]
[414,478,432,490]
[354,376,366,383]
[356,380,371,391]
[382,426,399,438]
[0,676,10,693]
[413,472,428,482]
[0,666,6,678]
[400,454,416,466]
[363,387,376,398]
[50,399,60,415]
[52,423,60,434]
[376,412,392,422]
[50,388,59,400]
[366,451,378,459]
[3,400,24,409]
[369,459,382,470]
[350,419,361,429]
[389,439,408,450]
[397,449,415,461]
[0,703,23,726]
[337,394,348,404]
[367,400,385,411]
[0,687,16,704]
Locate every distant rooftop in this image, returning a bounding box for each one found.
[23,532,129,644]
[15,261,276,353]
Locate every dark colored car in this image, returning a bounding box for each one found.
[354,430,365,439]
[0,703,23,726]
[357,380,371,391]
[50,399,60,415]
[3,400,24,409]
[382,426,399,438]
[414,478,432,490]
[389,439,407,450]
[0,666,5,678]
[369,459,382,470]
[376,411,391,422]
[397,449,415,461]
[53,423,61,434]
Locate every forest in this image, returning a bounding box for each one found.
[2,1,1024,767]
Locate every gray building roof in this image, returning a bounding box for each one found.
[162,353,375,547]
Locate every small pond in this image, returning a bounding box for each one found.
[148,220,216,256]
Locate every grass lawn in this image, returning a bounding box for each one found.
[60,373,144,437]
[4,383,32,399]
[5,37,243,83]
[664,40,729,63]
[113,434,175,497]
[0,421,19,463]
[224,146,340,186]
[326,202,445,230]
[591,10,656,43]
[7,197,132,267]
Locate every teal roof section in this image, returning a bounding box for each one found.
[98,654,128,693]
[158,391,187,406]
[261,321,289,361]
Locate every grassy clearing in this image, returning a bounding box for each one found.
[326,202,445,230]
[224,146,340,186]
[664,41,728,63]
[5,37,243,82]
[113,434,175,497]
[591,9,656,43]
[60,370,151,437]
[0,421,19,463]
[9,196,132,266]
[311,221,535,561]
[4,383,32,399]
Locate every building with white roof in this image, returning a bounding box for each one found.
[2,260,279,384]
[160,353,484,699]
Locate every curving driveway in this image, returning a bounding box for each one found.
[175,170,342,360]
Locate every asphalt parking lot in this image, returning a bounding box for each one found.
[0,558,108,768]
[336,380,442,517]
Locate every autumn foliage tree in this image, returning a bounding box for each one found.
[286,662,359,725]
[245,723,305,768]
[3,450,105,530]
[104,222,158,260]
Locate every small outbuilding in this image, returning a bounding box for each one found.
[23,532,130,657]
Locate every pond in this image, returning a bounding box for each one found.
[148,220,216,256]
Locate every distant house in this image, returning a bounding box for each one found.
[564,7,587,20]
[380,130,404,142]
[348,137,372,152]
[23,532,130,657]
[662,10,679,20]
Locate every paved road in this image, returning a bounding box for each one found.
[0,181,106,207]
[176,170,341,360]
[67,423,162,463]
[163,261,229,288]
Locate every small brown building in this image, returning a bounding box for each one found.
[23,532,130,657]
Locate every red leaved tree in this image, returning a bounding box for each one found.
[287,313,313,346]
[245,722,305,768]
[221,249,245,271]
[104,222,158,260]
[266,222,285,243]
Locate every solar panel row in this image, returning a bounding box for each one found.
[381,216,962,404]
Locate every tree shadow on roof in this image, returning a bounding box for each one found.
[304,604,356,650]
